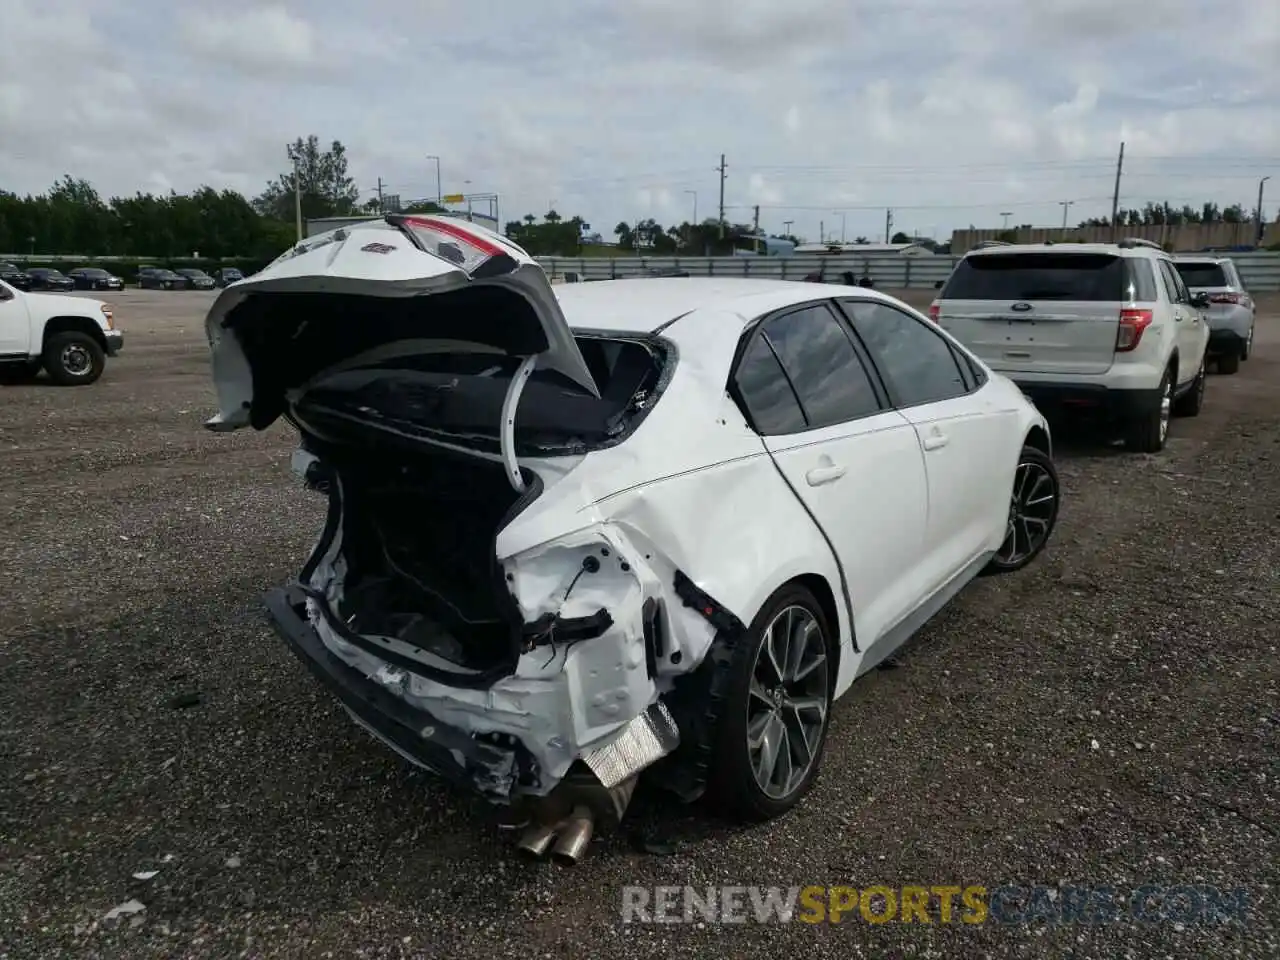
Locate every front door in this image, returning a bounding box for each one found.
[0,283,30,357]
[842,299,1016,591]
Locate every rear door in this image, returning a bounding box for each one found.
[733,301,930,649]
[935,251,1125,375]
[843,298,1016,590]
[1157,260,1207,382]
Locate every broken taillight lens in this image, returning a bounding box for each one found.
[1116,308,1154,352]
[394,215,507,274]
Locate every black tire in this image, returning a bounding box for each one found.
[1123,366,1172,453]
[43,332,105,386]
[1173,359,1206,417]
[982,444,1060,575]
[706,583,836,823]
[1218,352,1240,375]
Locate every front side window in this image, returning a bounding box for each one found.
[842,301,969,408]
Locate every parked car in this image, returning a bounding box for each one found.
[138,267,184,290]
[930,238,1210,453]
[212,267,245,287]
[204,215,1059,861]
[174,268,216,290]
[0,276,122,385]
[24,267,75,292]
[1172,256,1255,374]
[68,266,125,291]
[0,262,31,291]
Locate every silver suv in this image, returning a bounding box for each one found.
[1172,256,1255,374]
[930,239,1211,453]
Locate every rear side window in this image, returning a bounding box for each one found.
[734,304,882,434]
[734,337,808,435]
[942,253,1126,301]
[1173,261,1228,287]
[1125,259,1159,302]
[760,305,881,428]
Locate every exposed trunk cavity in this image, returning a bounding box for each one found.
[300,426,535,684]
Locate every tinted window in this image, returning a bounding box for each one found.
[843,301,968,407]
[1125,259,1158,302]
[942,253,1126,301]
[759,305,881,428]
[1159,261,1188,302]
[1173,262,1228,287]
[732,336,807,435]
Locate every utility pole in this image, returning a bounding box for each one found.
[1256,176,1271,246]
[293,154,303,243]
[716,154,727,239]
[753,205,760,233]
[1059,200,1074,232]
[376,177,385,214]
[836,212,846,243]
[884,208,894,243]
[820,219,825,243]
[1110,141,1125,240]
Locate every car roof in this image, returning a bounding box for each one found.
[1172,255,1231,264]
[553,277,913,333]
[964,242,1157,258]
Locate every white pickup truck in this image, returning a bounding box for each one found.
[0,279,123,385]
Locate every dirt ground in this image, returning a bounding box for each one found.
[1,287,1276,960]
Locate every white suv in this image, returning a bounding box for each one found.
[929,239,1211,453]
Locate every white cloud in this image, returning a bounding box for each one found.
[0,0,1276,243]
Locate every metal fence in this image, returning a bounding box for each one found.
[537,251,1280,292]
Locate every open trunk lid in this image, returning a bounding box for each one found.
[204,215,600,436]
[935,251,1130,376]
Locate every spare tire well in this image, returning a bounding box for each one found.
[43,316,106,353]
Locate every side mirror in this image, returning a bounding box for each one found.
[1189,292,1210,309]
[933,280,944,289]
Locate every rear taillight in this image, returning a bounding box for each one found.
[1209,292,1246,306]
[1116,308,1153,352]
[928,303,940,322]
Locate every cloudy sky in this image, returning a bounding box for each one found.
[2,0,1277,242]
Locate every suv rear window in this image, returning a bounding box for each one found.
[942,253,1128,301]
[1172,262,1228,287]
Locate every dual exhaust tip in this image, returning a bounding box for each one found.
[515,805,594,865]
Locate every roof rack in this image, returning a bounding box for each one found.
[973,240,1010,249]
[1116,237,1164,250]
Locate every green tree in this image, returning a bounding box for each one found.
[253,135,360,223]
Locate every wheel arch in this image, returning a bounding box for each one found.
[1024,423,1052,459]
[43,316,107,353]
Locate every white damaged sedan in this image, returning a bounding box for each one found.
[205,216,1059,862]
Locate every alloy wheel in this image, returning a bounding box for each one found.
[746,605,829,801]
[60,343,92,377]
[996,459,1057,566]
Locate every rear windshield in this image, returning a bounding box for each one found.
[942,253,1127,301]
[1173,262,1228,288]
[295,336,671,457]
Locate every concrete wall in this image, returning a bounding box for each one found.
[953,222,1280,252]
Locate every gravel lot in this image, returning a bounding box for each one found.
[1,287,1277,960]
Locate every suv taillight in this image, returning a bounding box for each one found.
[1116,308,1153,352]
[928,303,940,322]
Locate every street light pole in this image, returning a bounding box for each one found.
[426,155,441,204]
[1059,200,1074,232]
[1000,211,1012,230]
[1256,176,1271,246]
[835,212,846,243]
